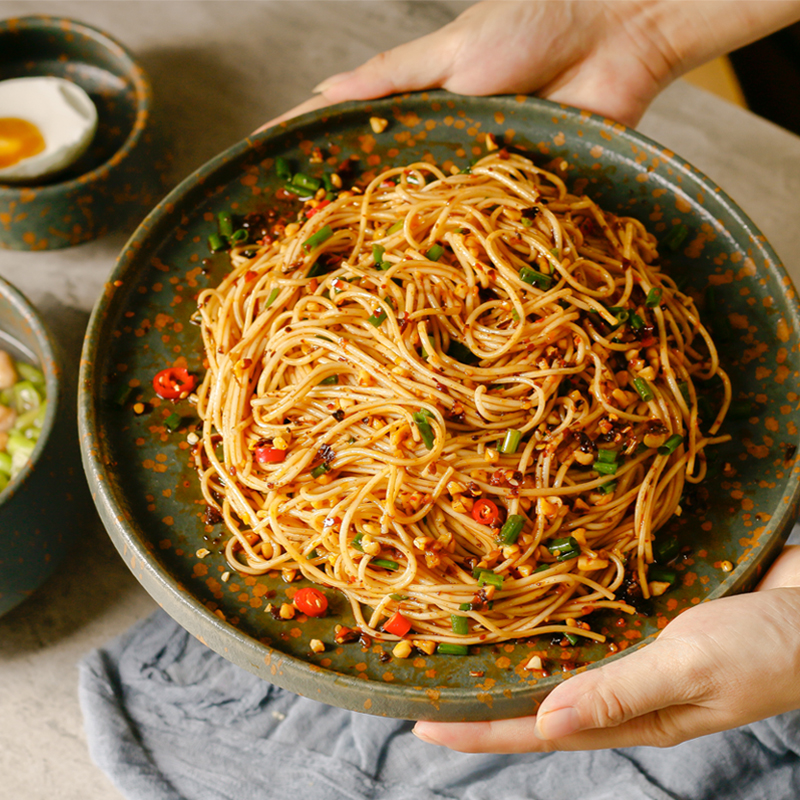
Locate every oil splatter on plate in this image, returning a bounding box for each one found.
[79,92,800,720]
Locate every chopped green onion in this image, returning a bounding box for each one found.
[592,460,618,475]
[608,307,630,323]
[437,643,469,656]
[426,243,444,261]
[632,377,654,402]
[447,341,479,365]
[547,537,580,561]
[499,514,525,545]
[114,384,133,406]
[281,182,308,197]
[519,265,553,290]
[390,593,408,601]
[596,448,617,464]
[458,602,471,611]
[630,313,644,330]
[598,480,617,495]
[318,374,338,385]
[372,558,399,571]
[564,633,579,646]
[307,260,332,279]
[654,535,680,564]
[6,431,34,474]
[387,219,404,234]
[230,228,249,245]
[728,400,754,419]
[648,565,678,585]
[678,381,690,403]
[265,287,280,308]
[658,434,684,456]
[11,381,42,414]
[16,363,44,386]
[476,569,504,588]
[275,156,292,181]
[372,244,386,268]
[352,532,364,552]
[367,307,388,328]
[645,287,663,307]
[208,232,227,253]
[311,463,331,479]
[303,225,333,252]
[165,412,181,431]
[321,172,334,192]
[661,223,689,252]
[292,172,322,193]
[533,564,551,574]
[218,211,234,238]
[451,614,469,635]
[412,411,435,450]
[498,428,522,454]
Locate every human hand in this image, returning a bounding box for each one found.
[262,0,800,130]
[412,545,800,752]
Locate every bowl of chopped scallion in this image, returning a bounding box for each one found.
[0,275,83,617]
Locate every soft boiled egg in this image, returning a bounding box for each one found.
[0,76,98,184]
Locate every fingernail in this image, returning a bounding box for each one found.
[534,707,581,740]
[412,723,438,744]
[312,71,353,94]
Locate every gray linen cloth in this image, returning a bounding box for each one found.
[79,609,800,800]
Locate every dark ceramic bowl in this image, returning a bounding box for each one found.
[80,92,800,720]
[0,15,165,250]
[0,277,85,617]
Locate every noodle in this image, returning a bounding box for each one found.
[193,151,730,647]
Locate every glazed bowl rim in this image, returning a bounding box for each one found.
[0,14,152,199]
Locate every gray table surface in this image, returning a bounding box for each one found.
[1,2,799,798]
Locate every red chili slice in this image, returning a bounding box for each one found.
[472,498,500,526]
[305,199,331,218]
[255,446,287,464]
[153,367,196,400]
[383,610,412,637]
[293,587,328,617]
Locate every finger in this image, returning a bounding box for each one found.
[412,636,710,754]
[414,701,726,753]
[757,545,800,591]
[255,95,335,132]
[532,635,710,742]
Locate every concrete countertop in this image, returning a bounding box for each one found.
[0,2,799,798]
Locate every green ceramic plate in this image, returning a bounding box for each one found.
[79,92,800,721]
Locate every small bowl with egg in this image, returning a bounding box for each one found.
[0,15,166,250]
[0,274,86,618]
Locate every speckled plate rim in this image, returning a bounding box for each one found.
[79,91,800,720]
[0,15,152,197]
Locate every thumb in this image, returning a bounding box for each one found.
[534,635,706,743]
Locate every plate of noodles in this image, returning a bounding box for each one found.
[79,91,800,721]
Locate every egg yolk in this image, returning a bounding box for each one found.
[0,118,46,169]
